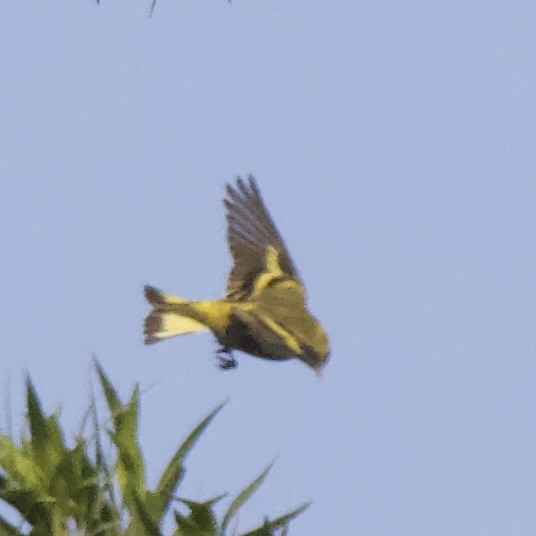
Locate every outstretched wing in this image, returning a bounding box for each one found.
[224,176,302,301]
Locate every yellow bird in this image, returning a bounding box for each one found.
[144,176,329,373]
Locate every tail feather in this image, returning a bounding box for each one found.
[143,285,209,344]
[144,285,188,307]
[144,310,208,344]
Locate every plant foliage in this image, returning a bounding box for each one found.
[0,361,309,535]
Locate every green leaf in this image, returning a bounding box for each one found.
[0,435,42,490]
[90,394,120,525]
[45,413,66,458]
[174,501,218,536]
[176,493,226,534]
[26,376,48,447]
[238,502,311,536]
[148,403,226,523]
[95,361,146,505]
[113,385,146,504]
[145,464,184,524]
[94,359,121,416]
[221,461,274,533]
[26,377,65,477]
[0,488,50,527]
[47,444,94,520]
[177,496,223,532]
[132,494,162,536]
[170,402,226,467]
[237,519,272,536]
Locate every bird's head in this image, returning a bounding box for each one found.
[299,322,330,376]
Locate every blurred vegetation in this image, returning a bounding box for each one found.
[0,361,309,535]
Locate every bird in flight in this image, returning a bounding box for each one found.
[144,176,329,374]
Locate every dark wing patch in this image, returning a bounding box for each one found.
[224,176,300,301]
[226,308,299,359]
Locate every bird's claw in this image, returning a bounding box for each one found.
[216,348,237,370]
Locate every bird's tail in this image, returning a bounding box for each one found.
[143,285,209,344]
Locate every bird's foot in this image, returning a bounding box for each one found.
[216,347,237,370]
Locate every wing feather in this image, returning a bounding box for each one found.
[224,176,301,301]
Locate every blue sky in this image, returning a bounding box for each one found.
[1,1,536,534]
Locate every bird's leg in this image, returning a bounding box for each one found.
[215,346,237,370]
